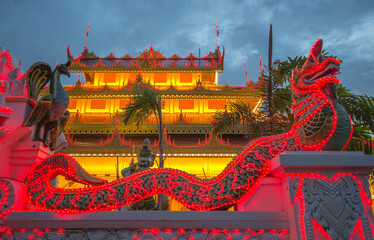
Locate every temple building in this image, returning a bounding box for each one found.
[56,44,263,208]
[2,39,374,240]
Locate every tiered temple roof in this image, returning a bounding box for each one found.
[59,44,261,183]
[69,44,224,74]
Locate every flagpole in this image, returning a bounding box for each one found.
[216,22,219,48]
[244,60,250,87]
[85,23,90,49]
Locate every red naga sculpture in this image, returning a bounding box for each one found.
[25,39,352,213]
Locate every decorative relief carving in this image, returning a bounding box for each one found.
[6,228,289,240]
[287,176,302,205]
[302,175,373,240]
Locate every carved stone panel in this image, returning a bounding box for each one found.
[301,174,373,240]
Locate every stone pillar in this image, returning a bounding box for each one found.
[270,151,374,240]
[1,98,51,180]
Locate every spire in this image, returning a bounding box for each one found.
[179,110,184,121]
[85,22,90,49]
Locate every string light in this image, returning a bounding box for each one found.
[0,106,13,115]
[5,96,36,106]
[3,228,290,239]
[16,38,359,240]
[0,50,14,72]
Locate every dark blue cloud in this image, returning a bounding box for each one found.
[1,0,373,95]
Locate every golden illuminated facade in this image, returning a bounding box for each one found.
[58,45,262,195]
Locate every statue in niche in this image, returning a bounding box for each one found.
[121,138,158,210]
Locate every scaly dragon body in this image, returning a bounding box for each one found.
[25,39,352,212]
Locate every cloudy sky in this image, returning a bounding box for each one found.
[1,0,374,95]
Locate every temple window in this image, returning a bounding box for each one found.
[90,99,106,109]
[68,99,77,110]
[104,73,117,84]
[119,99,130,110]
[129,73,138,82]
[208,100,226,109]
[180,73,192,83]
[179,99,194,109]
[154,72,168,83]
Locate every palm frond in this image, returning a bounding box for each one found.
[344,124,373,154]
[121,86,161,126]
[212,101,261,135]
[338,85,374,135]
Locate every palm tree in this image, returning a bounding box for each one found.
[257,24,304,135]
[261,25,308,134]
[252,58,297,136]
[338,86,374,134]
[337,85,374,154]
[344,125,373,154]
[121,83,166,209]
[122,85,164,166]
[212,51,346,138]
[212,101,265,139]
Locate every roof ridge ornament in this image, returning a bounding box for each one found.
[75,74,82,86]
[81,48,98,58]
[69,45,224,71]
[106,50,116,59]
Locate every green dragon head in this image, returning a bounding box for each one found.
[291,39,341,100]
[291,39,352,150]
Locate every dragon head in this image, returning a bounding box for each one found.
[291,39,340,100]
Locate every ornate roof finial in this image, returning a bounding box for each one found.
[179,109,184,121]
[75,74,82,86]
[136,71,142,85]
[244,60,251,88]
